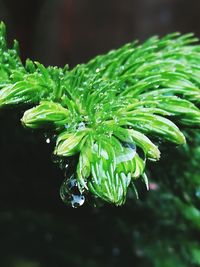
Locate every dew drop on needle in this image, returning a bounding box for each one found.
[71,194,85,208]
[60,175,85,208]
[46,138,50,144]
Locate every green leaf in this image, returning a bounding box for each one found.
[0,79,45,108]
[87,138,132,205]
[118,113,186,144]
[112,126,160,161]
[55,130,89,157]
[21,101,70,129]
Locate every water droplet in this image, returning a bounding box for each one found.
[52,154,68,170]
[116,142,136,163]
[92,143,98,153]
[113,116,119,124]
[77,122,86,130]
[100,149,109,159]
[66,177,79,193]
[46,138,50,144]
[119,66,125,71]
[123,142,136,150]
[96,118,102,124]
[44,133,57,144]
[60,175,85,208]
[64,124,69,129]
[71,194,85,208]
[195,186,200,199]
[65,163,69,170]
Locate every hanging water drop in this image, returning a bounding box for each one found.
[71,194,85,208]
[46,138,50,144]
[44,133,51,144]
[60,175,85,208]
[65,163,69,170]
[65,176,79,193]
[44,133,57,144]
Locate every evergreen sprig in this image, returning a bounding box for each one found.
[0,22,200,207]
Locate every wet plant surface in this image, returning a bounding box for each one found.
[1,21,200,267]
[1,22,200,207]
[0,110,200,267]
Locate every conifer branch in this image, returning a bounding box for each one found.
[0,22,200,207]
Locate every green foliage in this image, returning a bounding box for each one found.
[0,21,200,206]
[142,130,200,267]
[0,131,200,267]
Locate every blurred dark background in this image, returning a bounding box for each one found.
[1,1,200,267]
[1,0,200,67]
